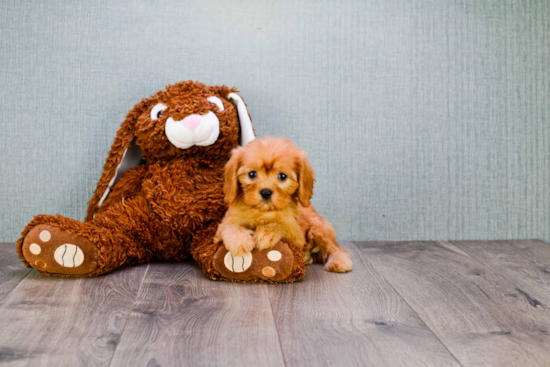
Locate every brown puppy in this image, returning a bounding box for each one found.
[215,137,353,273]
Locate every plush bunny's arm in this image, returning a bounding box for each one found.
[89,165,150,219]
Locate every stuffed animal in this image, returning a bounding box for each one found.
[17,81,305,283]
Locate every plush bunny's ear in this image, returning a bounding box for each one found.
[228,93,255,146]
[85,100,148,221]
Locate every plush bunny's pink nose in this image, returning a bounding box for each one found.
[182,115,201,131]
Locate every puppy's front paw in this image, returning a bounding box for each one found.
[324,250,353,273]
[254,230,281,251]
[224,230,255,257]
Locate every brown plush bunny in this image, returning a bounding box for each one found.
[17,81,305,282]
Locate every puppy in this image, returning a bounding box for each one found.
[214,137,352,273]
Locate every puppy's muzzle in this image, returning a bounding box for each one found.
[260,189,273,200]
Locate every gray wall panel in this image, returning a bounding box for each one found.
[1,0,548,242]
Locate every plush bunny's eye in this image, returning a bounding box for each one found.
[208,96,224,112]
[151,103,167,120]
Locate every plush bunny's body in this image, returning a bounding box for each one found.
[17,81,305,282]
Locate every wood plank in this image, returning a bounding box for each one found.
[0,243,32,303]
[0,264,148,366]
[451,240,550,307]
[358,240,550,367]
[268,242,460,367]
[109,262,285,367]
[507,239,550,269]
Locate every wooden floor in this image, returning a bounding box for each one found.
[1,240,550,366]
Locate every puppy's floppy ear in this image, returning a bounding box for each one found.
[297,151,316,207]
[85,100,148,221]
[223,147,244,205]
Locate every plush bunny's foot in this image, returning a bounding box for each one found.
[21,224,98,276]
[213,241,303,283]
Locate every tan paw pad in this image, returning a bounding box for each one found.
[39,230,51,242]
[262,266,276,277]
[54,244,85,268]
[224,252,252,273]
[267,250,282,262]
[29,243,41,255]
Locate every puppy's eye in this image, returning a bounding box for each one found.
[248,171,257,179]
[151,103,167,120]
[207,96,225,112]
[278,173,287,181]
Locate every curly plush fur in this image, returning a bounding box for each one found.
[16,81,306,282]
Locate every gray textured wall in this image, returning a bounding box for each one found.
[1,0,549,242]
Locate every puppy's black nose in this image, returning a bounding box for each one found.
[260,189,273,200]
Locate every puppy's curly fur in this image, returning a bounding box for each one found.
[215,137,352,273]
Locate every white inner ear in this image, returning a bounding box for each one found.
[97,138,143,208]
[228,93,255,146]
